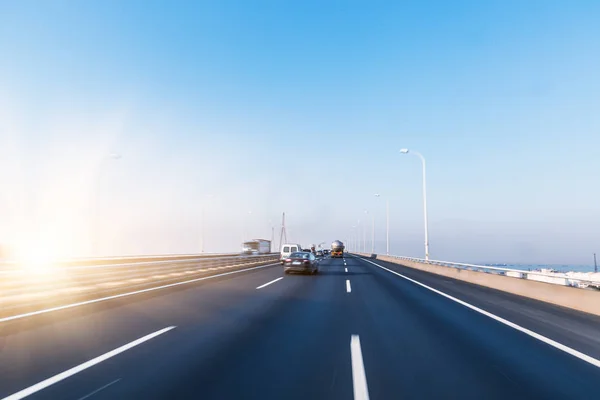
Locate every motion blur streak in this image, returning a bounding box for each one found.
[0,263,278,323]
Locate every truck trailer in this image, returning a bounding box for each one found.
[242,239,271,255]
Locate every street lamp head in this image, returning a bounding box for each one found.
[399,148,409,154]
[374,193,380,197]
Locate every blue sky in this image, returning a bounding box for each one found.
[1,0,599,264]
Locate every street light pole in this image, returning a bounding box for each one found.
[386,199,389,255]
[374,194,389,255]
[400,148,429,260]
[268,219,274,252]
[357,219,361,253]
[363,210,368,253]
[371,214,374,254]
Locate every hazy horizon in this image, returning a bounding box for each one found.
[1,1,599,265]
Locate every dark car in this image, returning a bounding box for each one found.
[316,250,324,257]
[283,252,319,275]
[323,249,330,255]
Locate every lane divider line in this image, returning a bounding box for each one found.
[76,378,121,400]
[2,327,175,400]
[346,280,352,293]
[345,267,348,273]
[360,257,600,369]
[0,263,280,324]
[256,277,284,290]
[351,335,370,400]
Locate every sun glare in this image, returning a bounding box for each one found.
[14,240,67,275]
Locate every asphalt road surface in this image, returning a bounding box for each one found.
[2,255,600,399]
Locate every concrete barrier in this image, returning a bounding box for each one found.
[505,271,524,279]
[359,254,600,317]
[526,274,569,286]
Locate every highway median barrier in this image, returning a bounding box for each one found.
[0,254,279,320]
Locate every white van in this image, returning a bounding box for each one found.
[280,243,303,264]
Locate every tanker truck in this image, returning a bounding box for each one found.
[331,240,345,258]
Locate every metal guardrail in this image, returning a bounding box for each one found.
[0,252,247,270]
[0,254,279,306]
[358,254,600,289]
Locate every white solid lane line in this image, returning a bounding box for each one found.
[345,267,348,273]
[256,277,283,289]
[346,280,352,293]
[360,258,600,369]
[2,327,175,400]
[76,378,121,400]
[351,335,370,400]
[0,263,279,324]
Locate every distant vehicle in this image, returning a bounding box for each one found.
[280,243,303,264]
[331,240,345,258]
[283,252,319,275]
[316,250,324,257]
[323,249,330,256]
[242,239,271,255]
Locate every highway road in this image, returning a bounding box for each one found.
[1,255,600,399]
